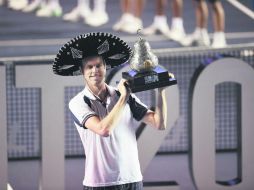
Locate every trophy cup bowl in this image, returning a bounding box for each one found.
[122,34,177,93]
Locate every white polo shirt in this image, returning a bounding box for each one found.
[69,84,148,187]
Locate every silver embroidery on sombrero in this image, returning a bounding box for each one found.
[70,47,83,59]
[59,65,76,70]
[108,53,126,60]
[97,40,109,55]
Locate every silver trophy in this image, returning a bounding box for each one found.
[122,31,177,92]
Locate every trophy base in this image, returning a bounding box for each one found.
[122,66,177,93]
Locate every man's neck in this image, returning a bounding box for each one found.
[87,83,107,101]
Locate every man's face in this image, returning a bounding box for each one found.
[83,57,106,86]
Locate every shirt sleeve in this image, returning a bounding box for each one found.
[128,94,148,121]
[68,95,98,129]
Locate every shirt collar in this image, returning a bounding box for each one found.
[83,84,116,101]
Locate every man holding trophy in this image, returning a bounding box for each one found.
[53,32,176,190]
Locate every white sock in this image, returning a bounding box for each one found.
[78,0,89,8]
[213,31,225,40]
[94,0,106,12]
[171,17,184,30]
[48,0,60,7]
[201,28,209,36]
[212,31,226,47]
[32,0,43,4]
[201,28,208,32]
[214,31,224,36]
[194,27,201,33]
[191,27,201,38]
[154,15,167,25]
[122,13,134,19]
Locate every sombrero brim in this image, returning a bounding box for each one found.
[53,32,132,76]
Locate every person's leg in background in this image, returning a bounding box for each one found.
[132,0,144,32]
[182,0,210,47]
[210,0,227,48]
[195,0,208,31]
[63,0,91,22]
[113,0,133,31]
[194,0,210,46]
[36,0,62,17]
[113,0,144,34]
[142,0,171,37]
[85,0,108,27]
[170,0,186,42]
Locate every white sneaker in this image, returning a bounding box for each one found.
[142,16,170,37]
[36,3,62,17]
[63,6,91,22]
[211,32,227,48]
[181,28,199,46]
[85,11,108,27]
[170,27,186,42]
[181,28,210,47]
[79,6,91,20]
[23,1,45,13]
[8,0,28,10]
[113,13,133,31]
[169,17,186,42]
[198,29,210,46]
[181,35,194,47]
[120,17,143,34]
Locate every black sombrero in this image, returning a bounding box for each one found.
[53,32,132,76]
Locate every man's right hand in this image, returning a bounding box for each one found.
[117,79,131,99]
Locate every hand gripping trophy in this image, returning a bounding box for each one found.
[122,30,177,92]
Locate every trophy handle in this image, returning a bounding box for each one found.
[168,72,175,79]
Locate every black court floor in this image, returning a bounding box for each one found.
[0,0,253,58]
